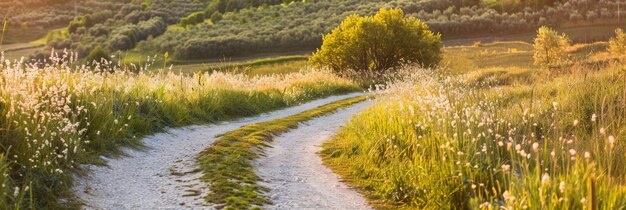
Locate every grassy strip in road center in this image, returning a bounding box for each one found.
[197,95,368,209]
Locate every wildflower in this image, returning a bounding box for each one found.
[532,142,540,152]
[609,135,616,146]
[584,152,590,159]
[520,150,528,158]
[559,181,566,193]
[503,190,515,202]
[501,164,511,173]
[591,114,597,122]
[471,184,477,189]
[581,197,587,204]
[573,120,579,127]
[541,173,551,185]
[600,128,606,135]
[569,149,577,156]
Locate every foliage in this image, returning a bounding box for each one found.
[35,0,205,58]
[106,17,167,51]
[210,12,223,24]
[180,12,206,28]
[310,8,442,75]
[12,0,619,61]
[143,0,621,60]
[609,28,626,56]
[67,10,114,34]
[84,46,111,64]
[0,52,359,208]
[1,0,123,29]
[203,0,296,14]
[533,26,570,67]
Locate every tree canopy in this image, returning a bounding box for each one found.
[310,8,442,75]
[533,26,570,67]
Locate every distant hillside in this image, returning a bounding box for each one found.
[18,0,624,61]
[0,0,123,29]
[140,0,622,60]
[19,0,294,58]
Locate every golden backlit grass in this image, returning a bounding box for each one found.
[0,52,360,208]
[322,61,626,209]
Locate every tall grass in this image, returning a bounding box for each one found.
[322,64,626,209]
[0,51,359,208]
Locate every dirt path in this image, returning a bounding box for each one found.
[254,101,372,210]
[73,93,365,210]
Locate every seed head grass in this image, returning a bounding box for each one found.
[0,51,360,208]
[322,63,626,209]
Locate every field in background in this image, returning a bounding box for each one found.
[444,24,621,46]
[2,24,621,77]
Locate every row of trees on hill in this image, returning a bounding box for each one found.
[36,0,204,59]
[32,0,626,62]
[1,1,123,29]
[135,0,623,60]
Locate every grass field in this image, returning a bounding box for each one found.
[0,54,360,208]
[444,24,622,46]
[322,35,626,209]
[1,27,52,45]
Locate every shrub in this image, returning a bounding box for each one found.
[85,46,110,64]
[210,12,223,24]
[107,17,167,51]
[609,28,626,55]
[533,26,570,67]
[310,8,442,76]
[180,12,205,27]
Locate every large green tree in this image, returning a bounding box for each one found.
[310,8,442,76]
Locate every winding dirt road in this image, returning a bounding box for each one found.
[255,101,372,210]
[73,93,370,210]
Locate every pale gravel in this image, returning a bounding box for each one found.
[73,92,365,210]
[255,100,373,210]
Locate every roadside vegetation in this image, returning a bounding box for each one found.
[0,52,359,208]
[322,26,626,209]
